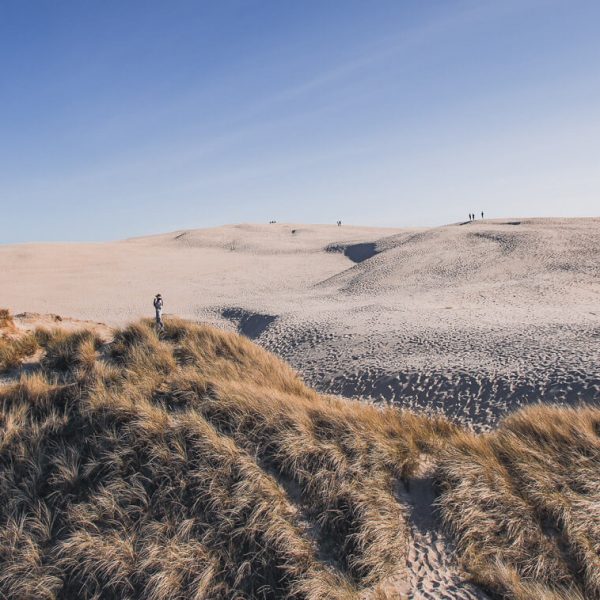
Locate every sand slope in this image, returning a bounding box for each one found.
[322,218,600,299]
[2,218,599,430]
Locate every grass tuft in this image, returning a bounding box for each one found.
[0,333,38,372]
[0,308,15,329]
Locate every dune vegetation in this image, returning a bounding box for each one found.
[0,310,38,371]
[437,405,600,600]
[0,311,598,599]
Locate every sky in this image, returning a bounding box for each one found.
[1,0,599,242]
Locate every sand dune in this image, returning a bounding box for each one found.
[2,218,599,430]
[323,218,600,298]
[2,219,599,599]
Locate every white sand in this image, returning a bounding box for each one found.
[2,217,599,598]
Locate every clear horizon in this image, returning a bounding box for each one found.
[2,0,599,243]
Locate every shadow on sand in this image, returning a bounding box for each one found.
[221,307,277,339]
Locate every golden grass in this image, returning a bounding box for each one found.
[0,308,15,329]
[436,404,600,599]
[0,313,597,599]
[0,317,426,599]
[36,328,103,372]
[0,333,38,371]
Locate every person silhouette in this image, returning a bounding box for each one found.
[153,294,164,330]
[481,211,484,219]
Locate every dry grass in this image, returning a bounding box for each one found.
[436,404,600,600]
[0,317,432,599]
[0,334,38,372]
[0,309,38,372]
[0,308,15,329]
[36,328,103,372]
[0,313,597,599]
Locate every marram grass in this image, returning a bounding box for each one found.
[0,314,598,599]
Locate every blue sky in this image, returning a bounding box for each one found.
[1,0,599,242]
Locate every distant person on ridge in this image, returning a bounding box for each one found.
[153,293,164,329]
[481,211,484,219]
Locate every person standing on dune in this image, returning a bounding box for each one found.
[153,293,164,330]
